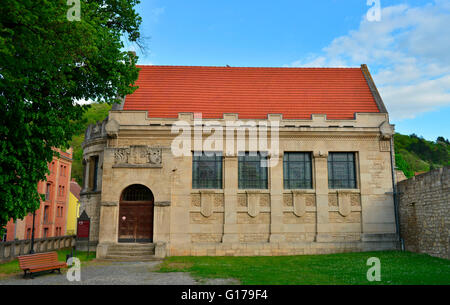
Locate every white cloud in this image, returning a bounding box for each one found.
[286,1,450,120]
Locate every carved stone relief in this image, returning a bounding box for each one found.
[200,193,214,218]
[293,192,307,217]
[379,140,390,152]
[113,146,162,167]
[337,192,352,217]
[247,193,260,218]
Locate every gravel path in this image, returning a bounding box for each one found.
[0,260,239,285]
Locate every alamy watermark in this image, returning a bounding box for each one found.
[67,0,81,22]
[66,257,81,282]
[170,113,280,167]
[366,0,381,22]
[366,257,381,281]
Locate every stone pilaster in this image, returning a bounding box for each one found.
[313,151,330,242]
[358,150,370,235]
[222,156,239,243]
[169,156,191,245]
[269,154,285,242]
[98,201,119,243]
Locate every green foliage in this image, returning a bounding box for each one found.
[395,153,414,178]
[158,251,450,285]
[394,133,449,177]
[0,0,142,235]
[70,103,111,185]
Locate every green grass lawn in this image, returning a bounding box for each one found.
[158,251,450,285]
[0,249,96,276]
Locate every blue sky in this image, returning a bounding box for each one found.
[128,0,450,141]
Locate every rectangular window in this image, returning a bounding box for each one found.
[43,228,48,238]
[283,152,313,189]
[43,205,49,223]
[88,156,99,191]
[238,152,268,189]
[26,228,31,240]
[45,183,51,201]
[192,152,223,189]
[328,152,357,189]
[93,156,99,190]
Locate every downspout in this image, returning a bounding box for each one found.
[389,136,404,250]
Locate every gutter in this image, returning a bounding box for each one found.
[389,136,405,250]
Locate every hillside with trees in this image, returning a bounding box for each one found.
[394,133,449,178]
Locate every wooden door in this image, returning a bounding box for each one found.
[118,201,153,243]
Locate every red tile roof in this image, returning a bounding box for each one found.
[123,65,382,120]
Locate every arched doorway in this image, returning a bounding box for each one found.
[118,184,154,243]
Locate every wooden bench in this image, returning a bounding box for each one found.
[18,252,67,278]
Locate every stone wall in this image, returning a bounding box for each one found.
[398,167,449,259]
[0,236,76,262]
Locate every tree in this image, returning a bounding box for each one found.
[395,154,414,179]
[0,0,142,236]
[394,133,450,176]
[436,137,449,145]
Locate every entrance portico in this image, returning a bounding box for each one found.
[93,146,173,258]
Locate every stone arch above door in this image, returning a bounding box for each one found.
[118,184,154,243]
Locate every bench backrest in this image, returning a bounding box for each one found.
[18,252,59,269]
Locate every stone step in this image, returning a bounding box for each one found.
[107,250,155,256]
[108,244,155,251]
[108,242,155,247]
[102,254,160,262]
[108,246,155,250]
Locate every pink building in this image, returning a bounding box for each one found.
[3,148,73,241]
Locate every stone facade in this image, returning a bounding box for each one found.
[398,167,449,259]
[79,110,400,258]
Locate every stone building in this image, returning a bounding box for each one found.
[80,65,399,258]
